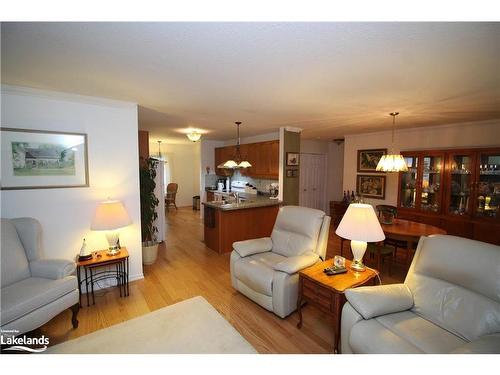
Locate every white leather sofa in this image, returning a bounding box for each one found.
[1,218,80,337]
[230,206,331,318]
[341,234,500,354]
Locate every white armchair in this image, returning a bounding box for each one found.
[230,206,331,318]
[1,218,80,337]
[341,235,500,354]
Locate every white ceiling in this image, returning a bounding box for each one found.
[2,22,499,142]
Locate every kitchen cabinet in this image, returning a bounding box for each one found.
[397,147,500,245]
[215,140,279,179]
[215,146,236,176]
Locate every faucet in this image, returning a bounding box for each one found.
[230,192,241,204]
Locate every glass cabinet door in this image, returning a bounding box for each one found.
[420,154,443,213]
[448,153,474,216]
[399,155,418,209]
[475,152,500,219]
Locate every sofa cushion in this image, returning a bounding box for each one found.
[349,310,466,354]
[233,252,286,296]
[1,219,31,287]
[271,206,325,257]
[1,276,77,325]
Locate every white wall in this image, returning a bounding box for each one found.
[1,85,143,281]
[151,142,201,207]
[343,120,500,206]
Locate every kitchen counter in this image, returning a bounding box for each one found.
[202,194,281,211]
[203,194,281,254]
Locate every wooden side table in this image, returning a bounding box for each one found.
[297,259,379,353]
[77,247,130,307]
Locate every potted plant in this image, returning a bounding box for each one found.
[140,157,160,265]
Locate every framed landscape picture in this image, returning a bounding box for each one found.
[1,128,89,190]
[357,148,387,173]
[356,174,386,199]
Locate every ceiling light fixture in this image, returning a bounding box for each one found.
[376,112,408,173]
[218,121,252,169]
[186,130,202,142]
[155,140,165,161]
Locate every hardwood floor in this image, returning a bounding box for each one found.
[41,207,406,353]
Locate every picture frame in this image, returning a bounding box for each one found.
[356,174,386,200]
[1,127,89,190]
[357,148,387,173]
[286,152,300,166]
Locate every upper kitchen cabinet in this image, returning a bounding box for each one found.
[215,140,279,179]
[215,145,236,176]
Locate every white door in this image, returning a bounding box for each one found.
[299,153,327,212]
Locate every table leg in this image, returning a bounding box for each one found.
[90,267,95,305]
[126,257,129,296]
[85,267,90,307]
[77,265,82,307]
[117,262,122,297]
[406,240,412,266]
[296,278,303,328]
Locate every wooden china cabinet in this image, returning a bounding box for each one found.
[397,147,500,245]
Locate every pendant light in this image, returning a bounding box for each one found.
[155,140,165,161]
[218,121,252,169]
[376,112,408,172]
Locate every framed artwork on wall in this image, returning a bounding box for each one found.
[0,127,89,190]
[356,174,386,199]
[286,152,300,166]
[357,148,387,173]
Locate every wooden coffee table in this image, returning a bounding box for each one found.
[297,259,379,353]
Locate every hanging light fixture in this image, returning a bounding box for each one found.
[376,112,408,172]
[186,130,202,142]
[218,121,252,169]
[155,140,165,161]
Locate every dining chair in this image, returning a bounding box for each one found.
[165,183,179,211]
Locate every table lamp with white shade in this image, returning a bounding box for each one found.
[335,203,385,272]
[91,199,132,256]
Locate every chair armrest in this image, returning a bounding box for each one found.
[345,284,414,320]
[451,334,500,354]
[273,252,319,274]
[233,237,273,257]
[30,259,76,279]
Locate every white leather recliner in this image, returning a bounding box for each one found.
[230,206,331,318]
[341,234,500,354]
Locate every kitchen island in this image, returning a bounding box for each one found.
[203,194,281,254]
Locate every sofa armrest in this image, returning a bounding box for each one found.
[273,252,319,274]
[451,334,500,354]
[233,237,273,257]
[345,284,414,320]
[30,259,76,279]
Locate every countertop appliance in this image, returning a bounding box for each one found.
[231,180,258,194]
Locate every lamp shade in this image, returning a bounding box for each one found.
[91,200,132,231]
[335,203,385,242]
[376,154,408,172]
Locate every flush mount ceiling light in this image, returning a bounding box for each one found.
[186,130,202,142]
[376,112,408,173]
[218,121,252,169]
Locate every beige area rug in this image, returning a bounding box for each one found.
[46,296,257,354]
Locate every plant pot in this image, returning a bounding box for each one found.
[142,241,159,265]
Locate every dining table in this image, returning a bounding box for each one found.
[339,218,447,266]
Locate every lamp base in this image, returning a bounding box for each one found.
[350,259,366,272]
[105,231,121,256]
[350,240,368,272]
[106,247,121,256]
